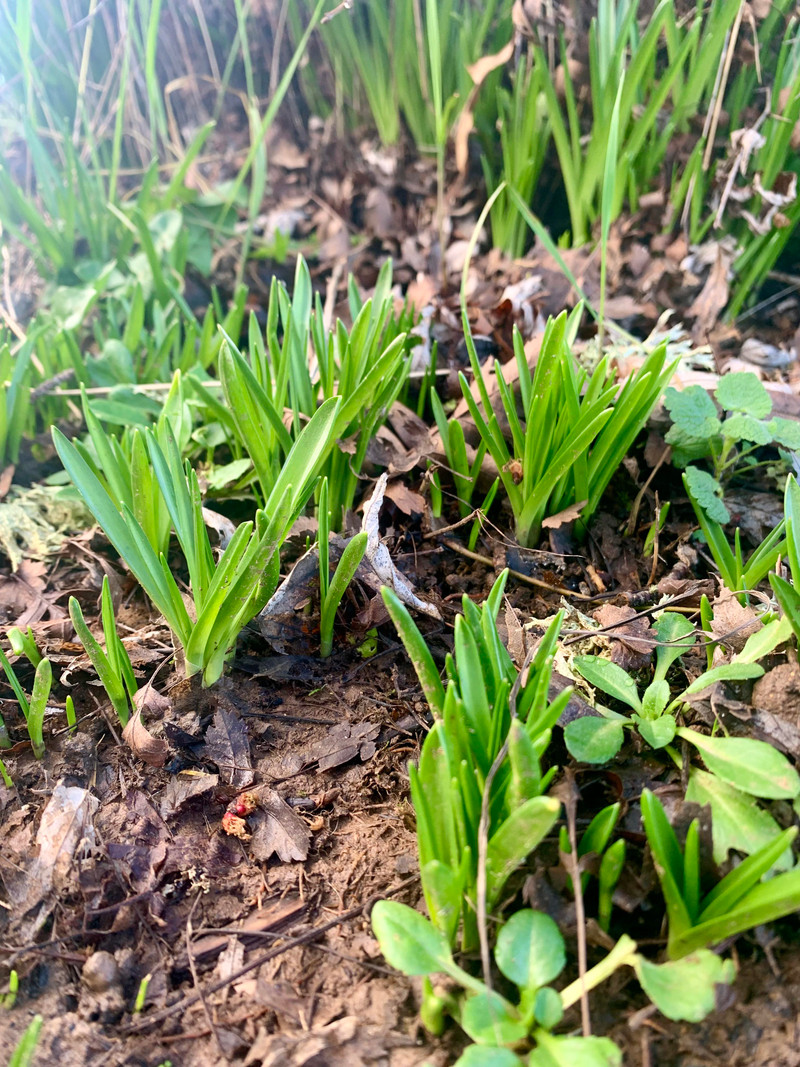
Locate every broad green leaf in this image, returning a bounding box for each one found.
[683,467,729,525]
[663,385,720,440]
[679,729,800,799]
[641,680,670,719]
[685,768,794,866]
[486,796,561,906]
[495,910,565,991]
[564,717,625,764]
[371,901,455,977]
[716,371,771,419]
[454,1048,524,1067]
[572,655,642,710]
[735,616,793,663]
[768,417,800,450]
[533,986,563,1029]
[460,990,528,1046]
[634,951,736,1021]
[653,611,696,679]
[681,661,764,696]
[721,414,771,446]
[530,1031,622,1067]
[635,713,676,749]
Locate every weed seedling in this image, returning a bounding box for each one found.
[317,478,368,658]
[665,372,800,523]
[565,611,800,863]
[373,897,734,1063]
[642,789,800,958]
[69,577,137,726]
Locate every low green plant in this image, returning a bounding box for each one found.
[53,398,342,686]
[559,801,626,931]
[771,475,800,644]
[69,577,137,727]
[430,387,500,547]
[317,479,368,659]
[565,612,800,864]
[68,379,190,559]
[291,0,505,149]
[383,571,569,951]
[133,973,151,1014]
[7,1014,42,1067]
[664,373,800,523]
[685,476,786,598]
[0,647,53,759]
[2,969,18,1008]
[483,54,550,258]
[0,341,32,469]
[642,789,800,959]
[460,309,676,546]
[211,257,414,527]
[534,0,742,245]
[7,627,42,668]
[373,898,734,1063]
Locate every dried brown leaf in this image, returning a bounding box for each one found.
[203,707,254,789]
[123,706,169,767]
[541,500,587,530]
[594,604,654,671]
[455,40,514,173]
[249,788,311,863]
[160,771,219,819]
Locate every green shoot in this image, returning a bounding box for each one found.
[7,626,42,668]
[642,789,800,958]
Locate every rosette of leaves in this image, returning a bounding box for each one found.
[664,371,800,523]
[564,611,800,866]
[372,898,735,1064]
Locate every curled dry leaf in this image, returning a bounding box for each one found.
[122,683,171,767]
[360,474,441,619]
[455,39,514,173]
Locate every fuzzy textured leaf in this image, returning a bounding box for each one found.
[683,466,730,524]
[715,372,771,419]
[663,386,721,440]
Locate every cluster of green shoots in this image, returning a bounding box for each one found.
[372,571,800,1063]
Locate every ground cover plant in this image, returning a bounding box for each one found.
[3,1,800,1065]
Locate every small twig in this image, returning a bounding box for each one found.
[647,493,662,588]
[423,510,482,539]
[320,0,352,24]
[625,446,671,538]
